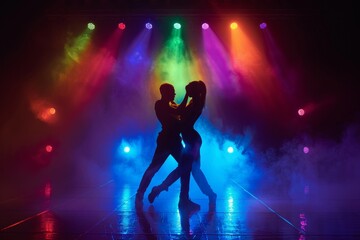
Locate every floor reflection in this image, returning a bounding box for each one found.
[1,177,359,239]
[135,207,157,240]
[134,205,218,239]
[39,211,56,240]
[190,211,216,239]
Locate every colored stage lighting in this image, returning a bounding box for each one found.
[230,22,238,29]
[303,146,310,154]
[174,23,181,29]
[49,107,56,115]
[44,182,51,198]
[123,146,130,153]
[298,108,305,116]
[202,23,209,29]
[118,23,126,30]
[87,23,95,30]
[259,22,267,29]
[227,146,234,154]
[145,22,152,29]
[45,145,53,153]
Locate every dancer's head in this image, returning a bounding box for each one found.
[186,80,206,107]
[160,83,175,101]
[186,80,206,96]
[197,80,206,98]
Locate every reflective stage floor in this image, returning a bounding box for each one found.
[1,170,359,240]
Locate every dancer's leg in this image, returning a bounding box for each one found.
[192,160,217,208]
[136,146,169,199]
[178,153,200,211]
[148,140,183,203]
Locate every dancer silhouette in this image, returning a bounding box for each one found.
[149,81,216,210]
[135,83,199,211]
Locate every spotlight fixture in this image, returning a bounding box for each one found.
[259,22,267,29]
[45,145,53,153]
[118,22,126,30]
[124,146,130,153]
[230,22,238,30]
[298,108,305,116]
[145,22,152,29]
[202,23,209,30]
[227,146,234,154]
[174,23,181,29]
[87,22,95,30]
[49,107,56,115]
[303,146,310,154]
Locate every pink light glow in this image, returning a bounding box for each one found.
[45,145,53,153]
[202,23,209,29]
[44,182,52,198]
[303,146,309,154]
[118,23,126,30]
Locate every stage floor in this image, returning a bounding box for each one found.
[1,171,359,240]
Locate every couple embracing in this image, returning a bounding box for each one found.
[135,80,216,212]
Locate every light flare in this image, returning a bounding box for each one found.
[230,20,289,119]
[202,27,238,95]
[150,27,204,102]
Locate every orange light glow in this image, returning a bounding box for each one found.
[49,107,56,115]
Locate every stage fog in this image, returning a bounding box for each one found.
[1,14,359,207]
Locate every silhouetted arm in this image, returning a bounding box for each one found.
[176,93,189,114]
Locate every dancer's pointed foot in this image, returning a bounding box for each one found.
[148,186,162,204]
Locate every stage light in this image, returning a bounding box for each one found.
[174,23,181,29]
[259,22,267,29]
[230,22,238,30]
[116,139,141,159]
[298,108,305,116]
[303,146,309,154]
[227,146,234,154]
[45,145,53,153]
[118,23,126,30]
[87,22,95,30]
[124,146,130,153]
[202,23,209,30]
[49,107,56,115]
[145,22,152,29]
